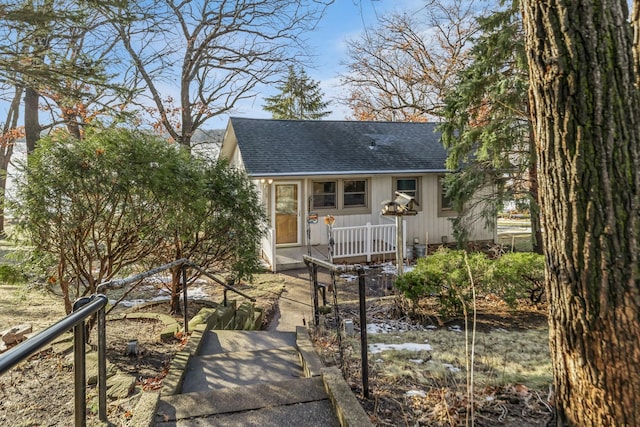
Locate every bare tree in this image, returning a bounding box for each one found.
[340,0,483,121]
[0,85,23,236]
[100,0,332,147]
[0,1,131,149]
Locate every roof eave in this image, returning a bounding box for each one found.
[246,169,451,179]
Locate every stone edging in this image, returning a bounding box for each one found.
[321,366,374,427]
[128,321,210,426]
[296,326,373,427]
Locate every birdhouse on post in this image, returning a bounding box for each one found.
[381,192,418,275]
[381,192,419,216]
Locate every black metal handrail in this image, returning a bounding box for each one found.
[0,294,109,426]
[303,255,369,399]
[185,260,256,306]
[0,258,257,426]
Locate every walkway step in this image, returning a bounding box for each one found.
[198,330,295,355]
[156,376,338,426]
[181,347,303,393]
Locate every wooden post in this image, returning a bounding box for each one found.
[396,215,404,275]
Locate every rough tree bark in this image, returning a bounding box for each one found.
[24,86,40,154]
[521,0,640,425]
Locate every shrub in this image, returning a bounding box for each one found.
[486,252,545,306]
[396,249,545,317]
[395,248,490,317]
[0,264,26,285]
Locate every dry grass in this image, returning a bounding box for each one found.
[349,326,551,390]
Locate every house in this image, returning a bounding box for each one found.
[220,117,495,271]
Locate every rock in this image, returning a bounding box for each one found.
[84,352,118,385]
[107,373,136,399]
[1,323,32,345]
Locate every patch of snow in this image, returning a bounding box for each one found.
[448,325,463,333]
[112,294,171,307]
[367,320,431,334]
[339,274,359,282]
[368,342,432,354]
[405,390,426,398]
[111,286,210,307]
[185,286,210,299]
[443,363,461,373]
[426,325,438,330]
[409,359,424,364]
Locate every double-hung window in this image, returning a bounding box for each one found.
[343,180,367,208]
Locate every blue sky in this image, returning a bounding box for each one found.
[211,0,426,128]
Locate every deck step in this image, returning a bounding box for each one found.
[156,376,338,426]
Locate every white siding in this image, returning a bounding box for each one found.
[297,174,494,247]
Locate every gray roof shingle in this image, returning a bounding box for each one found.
[230,117,448,176]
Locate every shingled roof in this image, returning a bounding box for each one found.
[228,117,449,177]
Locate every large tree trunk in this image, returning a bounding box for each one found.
[24,86,41,154]
[0,86,21,236]
[522,1,640,425]
[528,136,544,255]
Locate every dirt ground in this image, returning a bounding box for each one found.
[0,276,283,426]
[310,267,554,427]
[0,268,553,427]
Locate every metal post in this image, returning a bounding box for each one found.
[358,268,369,398]
[312,264,320,326]
[396,215,404,275]
[182,264,189,334]
[73,321,87,427]
[97,305,107,422]
[72,297,92,427]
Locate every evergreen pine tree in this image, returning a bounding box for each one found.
[439,0,543,253]
[263,66,331,119]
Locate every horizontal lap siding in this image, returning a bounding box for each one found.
[282,174,495,247]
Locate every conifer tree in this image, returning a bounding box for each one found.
[263,65,331,119]
[439,0,543,253]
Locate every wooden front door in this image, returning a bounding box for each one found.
[275,183,299,245]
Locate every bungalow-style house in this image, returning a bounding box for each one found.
[220,117,495,271]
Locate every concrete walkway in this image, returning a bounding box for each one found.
[267,269,316,332]
[145,268,373,427]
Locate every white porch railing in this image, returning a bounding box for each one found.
[261,227,276,273]
[332,221,406,262]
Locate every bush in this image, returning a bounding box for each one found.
[10,128,265,314]
[0,264,26,285]
[395,248,490,317]
[396,249,545,317]
[486,252,545,306]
